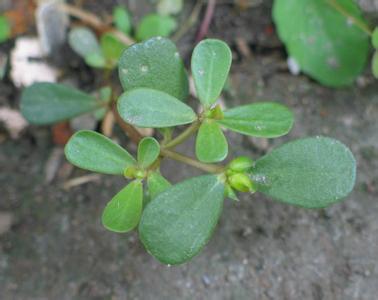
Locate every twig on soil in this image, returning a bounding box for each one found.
[172,0,204,42]
[59,3,135,46]
[63,174,102,190]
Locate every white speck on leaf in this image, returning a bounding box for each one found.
[287,57,301,75]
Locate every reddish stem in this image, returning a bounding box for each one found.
[195,0,217,43]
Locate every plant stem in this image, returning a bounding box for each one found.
[112,106,223,173]
[59,3,135,45]
[196,0,217,42]
[326,0,372,35]
[172,0,204,42]
[163,120,201,149]
[111,103,143,144]
[161,149,224,173]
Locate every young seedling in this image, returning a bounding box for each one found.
[60,38,356,265]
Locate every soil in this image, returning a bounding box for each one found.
[1,1,378,300]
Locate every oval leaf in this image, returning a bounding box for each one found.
[147,171,171,201]
[100,32,126,64]
[65,130,136,175]
[252,137,356,208]
[117,88,196,128]
[85,52,107,69]
[113,6,132,35]
[136,14,176,41]
[102,180,143,233]
[68,26,101,59]
[20,83,104,125]
[273,0,369,87]
[196,120,228,163]
[138,137,161,168]
[191,39,232,107]
[118,37,189,101]
[218,102,294,138]
[139,175,225,265]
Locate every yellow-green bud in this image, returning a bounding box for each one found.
[224,184,239,201]
[228,173,255,193]
[228,156,254,172]
[124,166,137,179]
[208,104,224,120]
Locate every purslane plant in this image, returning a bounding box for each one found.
[61,38,356,265]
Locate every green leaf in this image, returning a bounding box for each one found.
[118,37,189,101]
[102,180,143,233]
[68,27,101,59]
[0,15,11,43]
[157,0,183,15]
[136,14,176,41]
[113,6,132,35]
[85,52,107,69]
[117,88,196,128]
[137,137,161,168]
[100,32,126,64]
[139,175,225,265]
[372,27,378,49]
[20,83,104,125]
[147,171,171,200]
[372,51,378,79]
[218,102,294,138]
[252,137,356,208]
[191,39,232,107]
[64,130,136,175]
[196,120,228,163]
[273,0,369,87]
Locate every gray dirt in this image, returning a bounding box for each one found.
[1,1,378,299]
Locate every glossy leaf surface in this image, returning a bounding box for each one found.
[139,175,225,265]
[273,0,369,87]
[117,88,196,128]
[191,39,232,106]
[102,180,143,232]
[218,102,293,138]
[118,37,189,101]
[253,137,356,208]
[65,130,136,175]
[20,83,104,125]
[196,120,228,163]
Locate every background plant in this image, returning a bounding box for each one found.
[68,5,177,70]
[40,37,358,265]
[273,0,378,86]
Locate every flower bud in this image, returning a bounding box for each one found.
[208,104,224,120]
[228,156,254,172]
[224,184,239,201]
[228,173,255,193]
